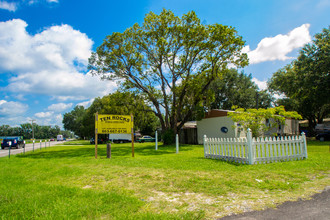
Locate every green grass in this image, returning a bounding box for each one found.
[0,140,329,219]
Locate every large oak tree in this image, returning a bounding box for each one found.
[89,9,248,142]
[209,69,273,110]
[82,91,159,138]
[268,26,330,135]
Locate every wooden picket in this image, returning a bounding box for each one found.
[203,128,308,165]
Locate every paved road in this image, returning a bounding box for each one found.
[221,187,330,220]
[0,141,66,158]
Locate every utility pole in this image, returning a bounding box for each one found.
[30,119,36,140]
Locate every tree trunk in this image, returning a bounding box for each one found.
[307,117,316,137]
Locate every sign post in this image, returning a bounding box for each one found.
[95,114,134,158]
[131,114,134,157]
[23,141,26,154]
[95,112,98,159]
[8,141,11,158]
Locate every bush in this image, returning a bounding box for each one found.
[162,129,175,145]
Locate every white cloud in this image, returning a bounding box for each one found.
[0,19,91,72]
[0,115,28,127]
[244,24,312,64]
[0,100,28,116]
[0,1,17,12]
[0,19,117,100]
[77,99,94,108]
[29,112,63,127]
[13,94,27,101]
[252,78,267,91]
[47,103,73,112]
[35,111,54,118]
[55,114,63,125]
[29,0,59,5]
[7,71,117,99]
[31,113,63,127]
[53,96,89,102]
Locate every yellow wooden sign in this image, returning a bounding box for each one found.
[95,114,133,134]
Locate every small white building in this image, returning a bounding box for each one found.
[197,110,244,144]
[197,109,300,144]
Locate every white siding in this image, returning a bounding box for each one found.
[197,117,241,144]
[197,115,299,145]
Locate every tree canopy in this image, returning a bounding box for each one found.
[82,91,159,137]
[208,69,272,110]
[89,9,248,141]
[0,124,68,139]
[62,91,159,139]
[268,26,330,135]
[63,105,86,139]
[228,106,302,137]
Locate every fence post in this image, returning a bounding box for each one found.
[8,141,12,158]
[176,134,179,154]
[203,135,207,158]
[107,143,111,159]
[301,132,308,159]
[247,128,254,165]
[155,131,158,151]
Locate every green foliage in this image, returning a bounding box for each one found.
[0,124,63,139]
[89,9,248,141]
[63,105,87,138]
[268,26,330,134]
[83,91,159,137]
[63,91,159,138]
[161,128,175,145]
[228,106,302,137]
[208,69,273,109]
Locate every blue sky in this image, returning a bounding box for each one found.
[0,0,329,127]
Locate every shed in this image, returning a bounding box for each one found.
[197,109,300,144]
[197,110,244,144]
[179,121,198,144]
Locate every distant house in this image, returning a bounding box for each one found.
[299,118,330,134]
[197,109,300,144]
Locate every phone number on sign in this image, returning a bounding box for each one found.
[101,129,129,134]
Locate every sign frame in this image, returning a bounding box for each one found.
[95,113,134,158]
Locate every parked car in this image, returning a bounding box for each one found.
[138,136,155,143]
[316,131,330,141]
[1,136,25,149]
[90,138,106,144]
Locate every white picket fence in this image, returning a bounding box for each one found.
[203,128,308,164]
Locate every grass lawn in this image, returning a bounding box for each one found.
[0,140,329,219]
